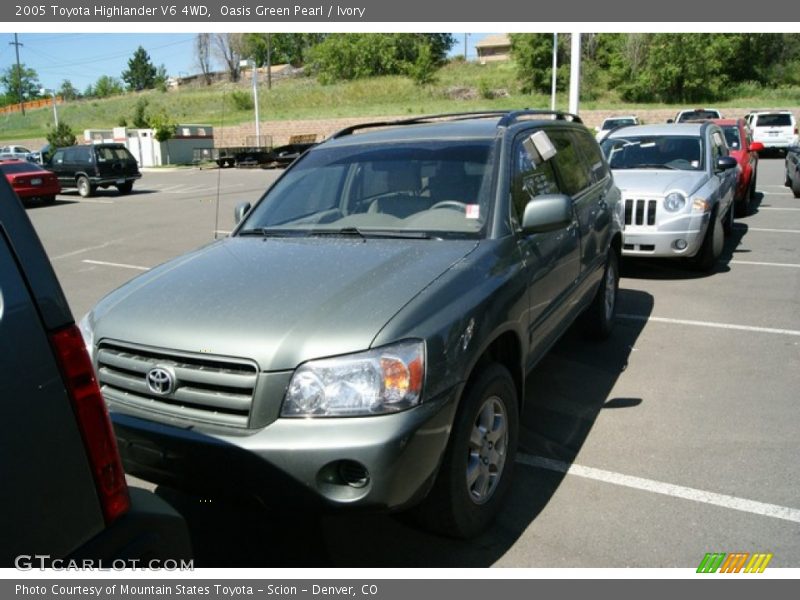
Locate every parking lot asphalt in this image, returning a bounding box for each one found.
[25,159,800,568]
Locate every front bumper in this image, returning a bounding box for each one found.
[110,388,459,512]
[622,213,710,258]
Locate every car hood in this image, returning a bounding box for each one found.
[91,236,478,370]
[611,170,708,197]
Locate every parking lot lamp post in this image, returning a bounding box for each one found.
[240,59,260,145]
[41,87,58,128]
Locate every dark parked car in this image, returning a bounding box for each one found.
[81,110,623,538]
[785,142,800,198]
[46,143,141,198]
[0,176,190,565]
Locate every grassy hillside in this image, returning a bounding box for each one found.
[2,60,799,143]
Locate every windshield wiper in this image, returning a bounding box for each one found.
[237,227,306,237]
[310,227,432,240]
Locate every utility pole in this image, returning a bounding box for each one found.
[267,33,272,90]
[569,33,581,116]
[550,33,558,111]
[9,33,25,116]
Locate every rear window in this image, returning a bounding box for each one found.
[721,126,742,150]
[0,163,42,175]
[754,113,793,127]
[677,110,720,122]
[95,146,135,162]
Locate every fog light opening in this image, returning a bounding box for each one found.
[337,460,370,488]
[673,239,688,251]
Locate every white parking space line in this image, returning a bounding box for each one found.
[734,225,800,234]
[53,242,113,260]
[214,230,232,236]
[517,454,800,524]
[731,260,800,268]
[82,259,150,271]
[618,314,800,337]
[75,198,114,204]
[757,207,800,211]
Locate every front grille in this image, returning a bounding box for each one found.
[624,199,658,226]
[97,342,258,428]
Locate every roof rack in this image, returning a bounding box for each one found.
[329,109,583,140]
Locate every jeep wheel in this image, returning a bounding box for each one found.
[793,178,800,199]
[690,210,723,272]
[76,176,94,198]
[582,249,619,340]
[414,363,518,538]
[723,202,734,236]
[116,181,133,195]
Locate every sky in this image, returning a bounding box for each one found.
[0,32,496,92]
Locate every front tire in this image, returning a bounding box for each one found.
[414,364,518,538]
[76,176,94,198]
[690,210,723,272]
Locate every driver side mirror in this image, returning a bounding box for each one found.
[716,156,738,172]
[234,202,251,225]
[521,194,573,234]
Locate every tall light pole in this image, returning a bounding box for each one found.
[240,58,260,144]
[569,33,581,116]
[41,88,58,128]
[550,33,558,111]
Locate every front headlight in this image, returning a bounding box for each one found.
[281,340,424,417]
[664,192,686,212]
[78,312,95,361]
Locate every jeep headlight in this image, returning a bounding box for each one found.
[664,192,686,213]
[281,341,424,417]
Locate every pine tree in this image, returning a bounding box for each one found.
[122,46,157,91]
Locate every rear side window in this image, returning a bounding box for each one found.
[546,130,592,196]
[96,147,134,162]
[510,135,561,226]
[570,130,608,182]
[755,113,793,127]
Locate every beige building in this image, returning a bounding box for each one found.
[475,34,512,63]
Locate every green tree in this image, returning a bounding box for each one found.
[242,33,327,67]
[149,110,178,164]
[122,46,157,91]
[46,121,77,148]
[0,64,40,105]
[91,75,124,98]
[307,33,454,84]
[510,33,568,94]
[58,79,79,101]
[132,98,149,128]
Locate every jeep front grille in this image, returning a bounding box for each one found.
[96,342,258,428]
[624,198,657,226]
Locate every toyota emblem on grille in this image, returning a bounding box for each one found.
[146,367,175,395]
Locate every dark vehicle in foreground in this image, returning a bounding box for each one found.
[0,177,190,565]
[0,158,61,204]
[46,143,141,197]
[82,110,623,538]
[602,123,737,271]
[785,142,800,198]
[712,118,764,216]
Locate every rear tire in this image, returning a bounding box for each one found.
[116,181,133,195]
[412,363,518,539]
[793,178,800,199]
[582,249,619,340]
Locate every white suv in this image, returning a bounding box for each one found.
[746,111,798,155]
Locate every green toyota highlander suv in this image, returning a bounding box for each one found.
[81,111,623,538]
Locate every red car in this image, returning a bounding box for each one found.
[0,158,61,204]
[712,119,763,216]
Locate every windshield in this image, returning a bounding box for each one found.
[677,110,719,122]
[721,126,741,150]
[602,135,704,171]
[602,118,636,130]
[238,140,496,239]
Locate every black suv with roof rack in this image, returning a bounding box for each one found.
[81,110,623,538]
[46,143,141,198]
